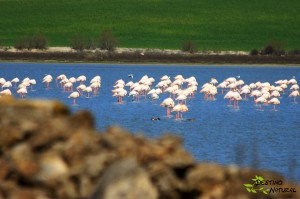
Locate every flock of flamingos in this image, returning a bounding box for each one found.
[111,75,299,119]
[0,73,299,120]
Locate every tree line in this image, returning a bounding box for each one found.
[10,31,300,56]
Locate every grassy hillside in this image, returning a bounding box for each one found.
[0,0,300,50]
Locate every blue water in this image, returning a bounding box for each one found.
[1,62,299,182]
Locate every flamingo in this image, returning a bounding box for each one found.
[77,75,86,84]
[11,77,20,88]
[172,104,188,120]
[2,81,12,90]
[0,78,6,87]
[224,90,234,105]
[17,87,27,98]
[231,91,242,108]
[150,93,159,101]
[56,74,67,87]
[268,98,280,110]
[210,78,218,85]
[64,82,73,92]
[68,91,80,105]
[271,90,280,97]
[250,90,262,101]
[171,104,182,120]
[175,94,187,104]
[0,89,12,96]
[217,82,227,95]
[160,98,175,117]
[42,75,52,88]
[290,84,299,90]
[255,96,267,109]
[69,77,77,84]
[289,90,300,103]
[77,84,86,95]
[29,79,36,90]
[208,86,218,100]
[117,89,128,103]
[90,75,101,83]
[288,78,297,85]
[240,88,251,100]
[84,87,93,98]
[179,104,188,119]
[90,82,101,96]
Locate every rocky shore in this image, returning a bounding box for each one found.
[1,47,300,64]
[0,97,299,199]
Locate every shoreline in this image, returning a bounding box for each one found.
[1,60,300,68]
[1,47,300,65]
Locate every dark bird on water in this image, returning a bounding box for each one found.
[151,117,160,121]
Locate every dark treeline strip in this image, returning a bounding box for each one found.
[1,51,300,64]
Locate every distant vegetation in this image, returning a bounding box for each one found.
[70,30,117,51]
[14,33,48,50]
[1,0,300,51]
[181,40,198,53]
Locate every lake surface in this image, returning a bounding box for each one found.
[1,62,299,182]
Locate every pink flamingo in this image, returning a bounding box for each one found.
[0,78,6,87]
[231,91,242,108]
[77,84,86,95]
[68,91,80,105]
[56,74,67,87]
[11,77,20,88]
[268,98,280,110]
[160,98,175,117]
[289,90,300,103]
[17,87,27,98]
[255,96,267,109]
[84,87,92,98]
[0,89,12,96]
[42,75,52,88]
[77,75,86,85]
[2,81,12,90]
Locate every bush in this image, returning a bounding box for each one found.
[70,35,87,51]
[250,49,259,55]
[182,40,197,53]
[14,33,48,50]
[85,37,97,50]
[99,29,117,51]
[260,40,286,56]
[288,49,300,55]
[31,33,48,49]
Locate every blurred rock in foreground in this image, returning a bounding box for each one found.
[0,97,298,199]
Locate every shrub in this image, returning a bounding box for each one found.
[250,49,258,56]
[99,29,117,51]
[182,40,197,53]
[260,40,286,56]
[31,33,48,49]
[85,37,97,50]
[70,35,87,51]
[288,49,300,55]
[14,33,48,50]
[14,36,32,50]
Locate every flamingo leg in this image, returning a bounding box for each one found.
[73,99,76,105]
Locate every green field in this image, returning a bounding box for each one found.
[1,0,300,50]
